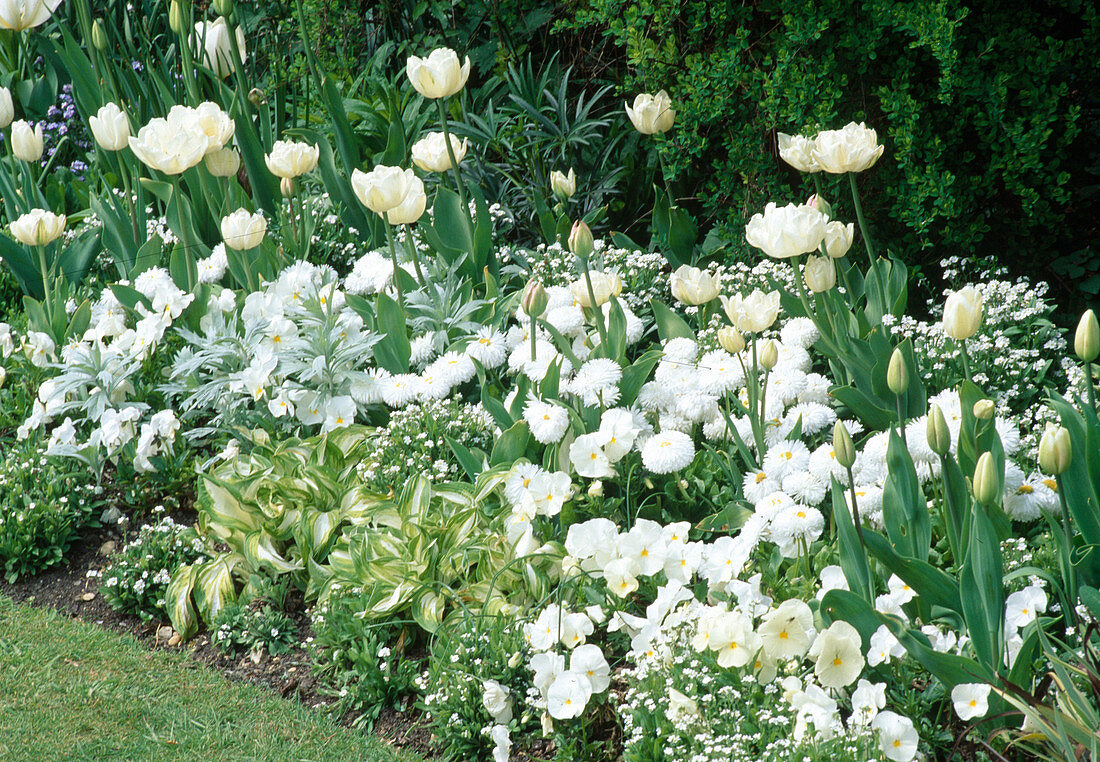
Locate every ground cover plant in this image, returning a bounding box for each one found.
[0,2,1098,761]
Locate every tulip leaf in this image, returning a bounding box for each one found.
[620,349,662,407]
[863,530,961,613]
[830,477,873,602]
[649,299,695,342]
[881,430,930,560]
[490,420,530,466]
[372,292,411,374]
[828,385,894,431]
[447,437,487,480]
[959,501,1005,673]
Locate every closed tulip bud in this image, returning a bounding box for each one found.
[717,326,744,354]
[760,339,779,370]
[972,399,995,421]
[972,452,998,506]
[806,194,832,218]
[887,348,908,395]
[91,19,108,50]
[803,255,836,293]
[11,120,43,162]
[169,0,184,33]
[568,220,594,261]
[280,177,295,198]
[550,168,576,200]
[89,102,131,152]
[1074,309,1099,363]
[927,404,950,456]
[220,208,266,251]
[625,90,675,135]
[0,87,12,130]
[521,280,548,318]
[833,421,856,469]
[1038,423,1071,475]
[212,0,233,16]
[943,286,983,340]
[670,264,719,305]
[10,208,66,247]
[823,220,855,258]
[205,146,241,177]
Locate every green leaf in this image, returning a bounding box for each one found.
[194,556,239,622]
[863,531,961,614]
[620,349,662,406]
[490,421,530,466]
[828,385,894,431]
[649,299,695,342]
[372,292,410,374]
[881,430,930,560]
[959,502,1005,673]
[447,437,486,480]
[166,564,199,640]
[830,477,873,602]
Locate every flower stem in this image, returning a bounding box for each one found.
[436,99,467,212]
[1054,474,1077,610]
[383,213,404,308]
[579,260,609,350]
[848,173,875,265]
[959,340,973,385]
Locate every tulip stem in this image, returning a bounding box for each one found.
[579,259,610,351]
[436,99,468,213]
[958,340,973,385]
[37,245,52,323]
[896,395,908,447]
[401,224,427,288]
[530,313,538,363]
[847,173,875,265]
[1054,474,1077,609]
[1083,359,1097,414]
[382,212,404,309]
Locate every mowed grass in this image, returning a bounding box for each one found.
[0,595,421,762]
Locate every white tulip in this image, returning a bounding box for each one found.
[351,165,416,215]
[823,220,855,258]
[89,102,131,151]
[190,101,235,154]
[812,122,885,174]
[220,208,266,250]
[0,87,12,129]
[0,0,62,31]
[669,264,718,305]
[720,289,780,333]
[625,90,675,135]
[942,285,983,340]
[803,255,836,293]
[264,139,319,179]
[195,17,247,79]
[777,133,820,173]
[550,168,576,199]
[410,131,467,173]
[128,116,209,175]
[406,48,470,99]
[744,201,827,259]
[11,119,43,162]
[205,146,241,177]
[10,208,66,246]
[569,271,622,309]
[384,175,427,225]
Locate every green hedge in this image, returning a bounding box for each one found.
[557,0,1099,284]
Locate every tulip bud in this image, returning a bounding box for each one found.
[717,326,745,354]
[972,452,998,506]
[887,348,908,395]
[972,399,995,421]
[759,339,778,370]
[212,0,233,16]
[280,177,295,198]
[833,421,856,469]
[926,404,950,456]
[1075,309,1099,363]
[587,480,604,498]
[205,146,241,177]
[11,120,44,163]
[803,255,836,293]
[0,365,6,389]
[943,286,983,340]
[550,168,576,200]
[806,194,832,218]
[92,19,108,50]
[169,0,184,33]
[1038,423,1071,475]
[521,280,548,318]
[568,220,594,261]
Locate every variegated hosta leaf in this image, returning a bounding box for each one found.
[194,555,240,622]
[166,564,199,640]
[327,542,356,579]
[244,531,302,574]
[300,508,341,556]
[304,555,335,602]
[201,476,262,538]
[412,590,445,633]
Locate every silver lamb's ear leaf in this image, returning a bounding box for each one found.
[166,563,199,640]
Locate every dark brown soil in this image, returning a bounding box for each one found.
[0,521,437,759]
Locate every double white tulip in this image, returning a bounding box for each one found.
[0,0,62,31]
[669,264,718,305]
[823,220,855,258]
[406,48,470,99]
[89,102,131,152]
[942,286,983,340]
[812,122,884,174]
[186,102,236,155]
[265,139,319,179]
[777,133,819,173]
[10,208,66,247]
[220,209,266,251]
[720,289,780,333]
[195,18,247,79]
[625,90,675,135]
[411,132,467,173]
[744,202,827,259]
[11,119,43,162]
[129,115,209,175]
[351,165,426,224]
[0,87,12,130]
[803,255,835,293]
[205,146,241,177]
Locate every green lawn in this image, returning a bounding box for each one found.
[0,595,422,762]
